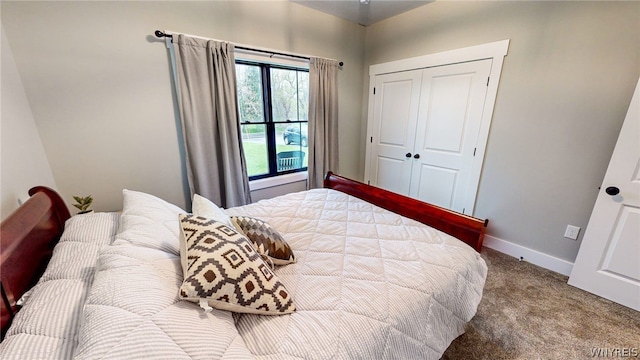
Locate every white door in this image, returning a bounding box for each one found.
[568,78,640,311]
[368,59,492,214]
[410,60,492,213]
[368,69,423,196]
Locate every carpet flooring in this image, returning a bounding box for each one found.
[442,248,639,359]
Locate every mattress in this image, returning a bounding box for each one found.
[1,188,487,359]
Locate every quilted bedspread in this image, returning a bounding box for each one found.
[75,189,487,359]
[226,189,487,359]
[0,213,119,359]
[73,190,254,360]
[55,188,485,359]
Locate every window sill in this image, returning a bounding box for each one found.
[249,172,308,191]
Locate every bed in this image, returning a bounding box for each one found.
[0,172,488,359]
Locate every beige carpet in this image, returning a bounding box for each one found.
[442,248,639,359]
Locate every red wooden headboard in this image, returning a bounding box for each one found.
[0,186,70,339]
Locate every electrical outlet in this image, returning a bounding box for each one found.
[564,225,580,240]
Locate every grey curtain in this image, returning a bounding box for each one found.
[307,58,340,188]
[173,34,251,208]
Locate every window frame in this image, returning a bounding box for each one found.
[235,59,309,181]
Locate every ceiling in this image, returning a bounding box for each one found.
[291,0,432,26]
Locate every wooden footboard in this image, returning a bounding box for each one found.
[323,172,488,252]
[1,187,70,339]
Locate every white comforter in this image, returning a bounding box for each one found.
[3,188,487,359]
[0,213,119,359]
[227,189,487,359]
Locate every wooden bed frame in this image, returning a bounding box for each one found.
[1,187,70,339]
[323,172,488,252]
[0,173,487,339]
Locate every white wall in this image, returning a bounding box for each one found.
[363,1,640,262]
[1,1,365,211]
[1,25,58,220]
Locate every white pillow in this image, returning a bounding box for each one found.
[192,194,233,227]
[116,189,185,255]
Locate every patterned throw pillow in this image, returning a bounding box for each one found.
[230,216,296,266]
[178,214,295,315]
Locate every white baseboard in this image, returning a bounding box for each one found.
[483,235,574,276]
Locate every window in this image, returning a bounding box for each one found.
[235,60,309,180]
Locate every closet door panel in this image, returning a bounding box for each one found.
[368,70,422,195]
[374,157,410,195]
[410,59,492,213]
[414,164,459,209]
[423,75,472,153]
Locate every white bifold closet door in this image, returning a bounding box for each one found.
[368,59,492,214]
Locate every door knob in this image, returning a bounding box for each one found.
[405,153,412,158]
[413,153,420,159]
[605,186,620,196]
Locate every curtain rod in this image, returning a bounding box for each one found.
[154,30,343,67]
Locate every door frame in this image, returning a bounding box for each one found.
[364,40,510,215]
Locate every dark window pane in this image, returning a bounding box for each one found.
[297,71,309,121]
[236,64,264,123]
[277,122,308,171]
[271,68,302,122]
[240,124,269,177]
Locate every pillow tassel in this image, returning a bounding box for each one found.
[199,298,213,313]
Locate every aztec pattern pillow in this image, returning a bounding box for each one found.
[178,214,295,315]
[230,216,296,266]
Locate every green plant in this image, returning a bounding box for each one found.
[72,195,93,213]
